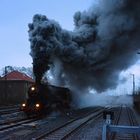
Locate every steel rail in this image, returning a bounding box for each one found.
[32,108,106,140]
[109,106,122,140]
[110,106,139,140]
[61,111,103,140]
[0,117,40,131]
[126,107,139,140]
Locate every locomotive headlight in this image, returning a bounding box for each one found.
[22,103,26,107]
[31,86,35,91]
[35,103,40,108]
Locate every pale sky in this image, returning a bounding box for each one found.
[0,0,94,68]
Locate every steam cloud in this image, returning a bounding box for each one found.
[28,0,140,92]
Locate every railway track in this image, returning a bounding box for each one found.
[0,110,26,126]
[0,116,39,132]
[31,108,106,140]
[109,106,140,140]
[0,108,20,115]
[1,106,138,140]
[126,107,139,140]
[0,105,139,140]
[0,105,20,115]
[0,105,19,110]
[0,116,43,140]
[109,106,122,140]
[0,107,104,140]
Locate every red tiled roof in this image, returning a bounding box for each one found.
[0,71,34,82]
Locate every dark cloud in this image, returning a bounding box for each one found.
[28,0,140,92]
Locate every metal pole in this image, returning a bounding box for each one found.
[4,66,10,102]
[4,66,7,102]
[102,124,107,140]
[132,74,135,95]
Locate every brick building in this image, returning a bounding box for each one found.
[0,71,34,105]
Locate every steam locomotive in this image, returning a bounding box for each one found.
[20,83,72,116]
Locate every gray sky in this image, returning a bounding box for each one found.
[0,0,94,68]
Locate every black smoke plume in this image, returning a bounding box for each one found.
[28,0,140,92]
